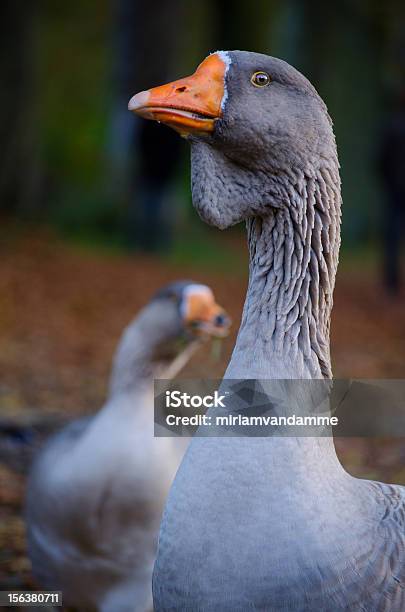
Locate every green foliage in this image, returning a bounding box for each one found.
[168,225,246,275]
[38,0,110,188]
[49,187,124,248]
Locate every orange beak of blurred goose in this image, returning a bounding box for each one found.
[128,54,226,136]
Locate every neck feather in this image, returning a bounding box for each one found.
[226,162,341,379]
[108,303,199,398]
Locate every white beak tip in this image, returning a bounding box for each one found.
[128,90,150,112]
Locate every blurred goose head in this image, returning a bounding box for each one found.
[109,280,230,396]
[155,280,231,339]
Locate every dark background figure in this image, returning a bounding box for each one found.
[378,90,405,295]
[110,0,184,251]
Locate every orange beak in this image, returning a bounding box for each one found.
[182,288,231,338]
[128,54,226,136]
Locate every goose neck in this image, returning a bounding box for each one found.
[108,302,198,399]
[226,164,341,380]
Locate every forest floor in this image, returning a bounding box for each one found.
[0,227,404,596]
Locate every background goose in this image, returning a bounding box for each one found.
[25,280,230,612]
[129,52,405,610]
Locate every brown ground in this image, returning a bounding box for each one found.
[0,229,404,596]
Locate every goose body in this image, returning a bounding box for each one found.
[129,51,405,610]
[27,393,174,612]
[26,282,230,612]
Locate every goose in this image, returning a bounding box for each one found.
[128,52,405,611]
[25,280,230,612]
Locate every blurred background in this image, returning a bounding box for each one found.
[0,0,404,596]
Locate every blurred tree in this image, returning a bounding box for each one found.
[0,0,41,216]
[109,0,187,252]
[211,0,278,53]
[377,91,405,294]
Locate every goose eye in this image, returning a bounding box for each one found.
[251,71,270,87]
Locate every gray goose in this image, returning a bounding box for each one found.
[26,281,230,612]
[129,52,405,611]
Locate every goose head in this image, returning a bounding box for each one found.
[128,51,336,229]
[109,281,230,395]
[154,280,231,341]
[129,52,341,378]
